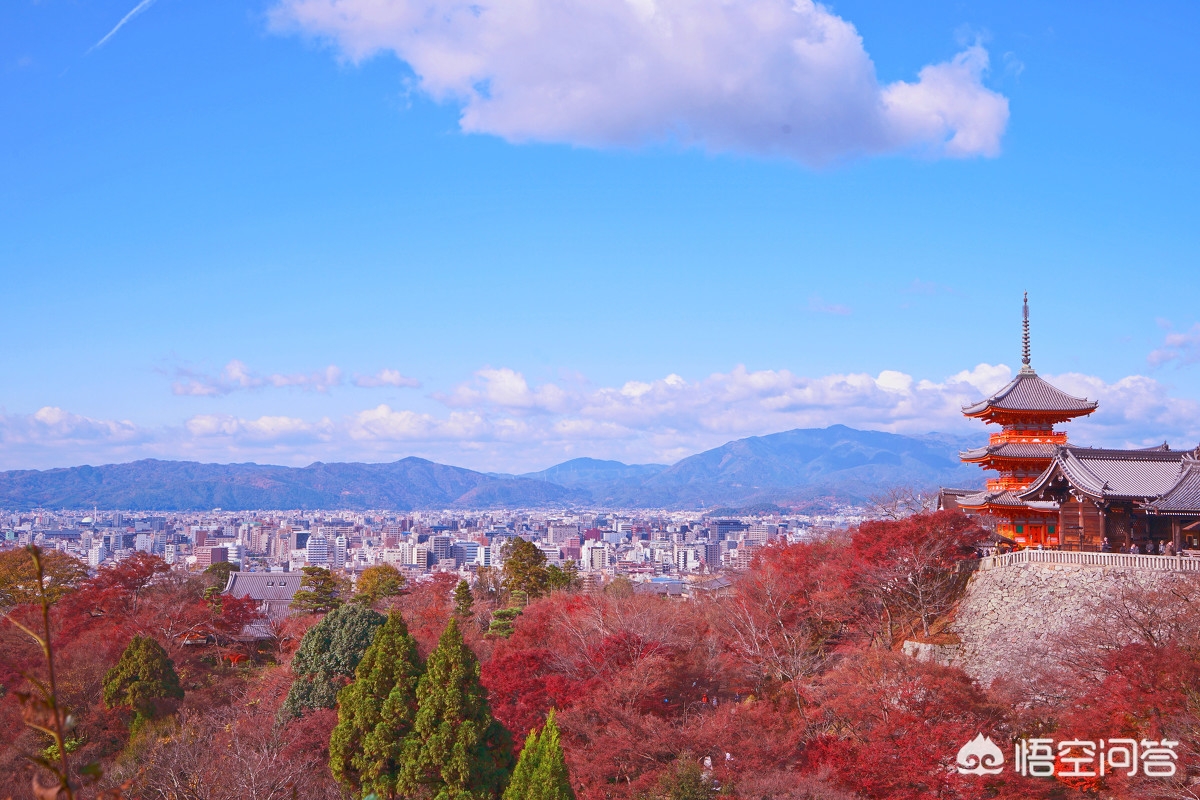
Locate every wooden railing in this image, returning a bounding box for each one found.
[989,430,1067,446]
[976,549,1200,572]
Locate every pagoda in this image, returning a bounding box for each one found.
[955,294,1098,547]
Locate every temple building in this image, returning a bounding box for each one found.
[942,295,1200,552]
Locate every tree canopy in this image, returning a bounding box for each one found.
[203,559,237,590]
[330,610,424,799]
[454,579,474,618]
[354,563,406,606]
[102,635,184,725]
[283,603,385,718]
[291,565,343,614]
[503,708,575,800]
[501,538,550,600]
[0,547,88,608]
[398,617,514,799]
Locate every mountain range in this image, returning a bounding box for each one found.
[0,425,984,511]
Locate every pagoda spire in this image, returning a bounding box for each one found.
[1021,291,1032,372]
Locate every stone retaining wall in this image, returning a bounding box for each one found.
[922,561,1200,687]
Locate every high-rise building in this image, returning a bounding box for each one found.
[306,533,330,567]
[581,541,609,572]
[88,543,108,567]
[746,524,776,546]
[675,547,701,572]
[431,535,452,563]
[196,546,228,570]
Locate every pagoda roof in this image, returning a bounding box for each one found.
[1019,445,1186,503]
[962,368,1098,420]
[960,441,1060,462]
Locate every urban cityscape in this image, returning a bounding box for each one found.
[2,506,865,581]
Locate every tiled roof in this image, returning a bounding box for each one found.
[223,572,301,603]
[1147,459,1200,513]
[957,489,1030,509]
[963,369,1098,417]
[960,442,1060,461]
[1020,446,1187,501]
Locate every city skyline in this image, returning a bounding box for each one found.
[4,1,1199,472]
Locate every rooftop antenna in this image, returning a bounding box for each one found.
[1021,291,1032,372]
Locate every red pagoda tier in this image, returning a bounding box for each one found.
[952,294,1097,547]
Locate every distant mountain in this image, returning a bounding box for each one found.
[0,426,984,510]
[0,458,575,511]
[630,425,983,507]
[519,458,667,497]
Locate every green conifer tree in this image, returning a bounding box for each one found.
[102,635,184,727]
[290,565,343,613]
[283,604,385,718]
[454,579,475,618]
[398,617,514,799]
[503,708,575,800]
[330,611,424,799]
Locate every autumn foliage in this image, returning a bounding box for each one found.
[4,511,1200,799]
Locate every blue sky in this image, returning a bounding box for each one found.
[2,0,1199,472]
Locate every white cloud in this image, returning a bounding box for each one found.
[2,407,144,445]
[440,367,571,413]
[1149,323,1200,367]
[353,368,422,388]
[171,360,344,395]
[184,414,333,443]
[270,0,1009,164]
[5,364,1199,472]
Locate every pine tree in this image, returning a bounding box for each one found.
[330,611,424,799]
[454,579,475,618]
[398,617,514,799]
[503,708,575,800]
[102,635,184,726]
[501,539,550,599]
[291,565,343,613]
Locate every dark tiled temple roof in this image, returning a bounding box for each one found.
[963,369,1098,418]
[1147,459,1200,514]
[960,442,1060,461]
[223,571,300,619]
[957,489,1030,509]
[1020,446,1187,502]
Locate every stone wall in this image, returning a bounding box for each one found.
[921,561,1200,687]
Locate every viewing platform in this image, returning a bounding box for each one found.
[977,548,1200,572]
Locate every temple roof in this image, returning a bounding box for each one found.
[956,489,1032,510]
[223,571,300,604]
[1019,446,1187,502]
[960,441,1060,461]
[962,294,1098,422]
[1146,459,1200,514]
[962,369,1098,420]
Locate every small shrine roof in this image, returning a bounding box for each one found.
[956,489,1030,509]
